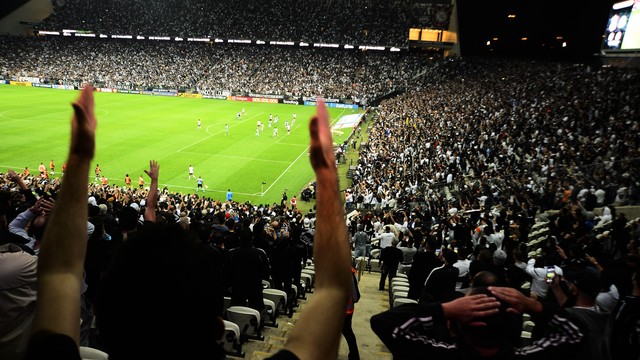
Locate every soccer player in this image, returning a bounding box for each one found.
[273,127,279,138]
[237,111,241,119]
[49,160,55,175]
[61,161,67,176]
[242,108,245,114]
[286,124,291,135]
[94,164,101,181]
[256,125,260,138]
[226,188,233,201]
[196,176,204,192]
[23,166,29,177]
[38,162,46,177]
[257,120,262,131]
[125,174,132,187]
[197,119,202,129]
[188,165,194,179]
[225,123,229,135]
[274,115,279,126]
[138,174,145,189]
[268,117,272,128]
[100,175,108,186]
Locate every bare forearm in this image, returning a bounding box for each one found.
[38,154,90,272]
[145,179,158,222]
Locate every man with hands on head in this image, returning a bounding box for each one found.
[371,276,586,359]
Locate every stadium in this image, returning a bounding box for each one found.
[1,1,639,360]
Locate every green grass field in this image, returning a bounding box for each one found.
[0,85,360,204]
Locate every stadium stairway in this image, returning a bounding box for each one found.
[239,271,393,360]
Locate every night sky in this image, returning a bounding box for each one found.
[456,0,616,60]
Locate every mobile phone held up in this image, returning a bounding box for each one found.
[545,266,556,284]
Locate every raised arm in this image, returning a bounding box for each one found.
[144,160,159,222]
[30,85,96,344]
[283,99,352,360]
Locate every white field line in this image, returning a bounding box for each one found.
[260,109,345,196]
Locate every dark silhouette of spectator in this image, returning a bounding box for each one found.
[228,227,270,312]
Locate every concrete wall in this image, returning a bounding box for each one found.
[0,0,52,35]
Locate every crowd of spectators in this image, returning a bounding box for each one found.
[347,57,639,228]
[0,36,427,101]
[1,29,640,358]
[35,0,435,47]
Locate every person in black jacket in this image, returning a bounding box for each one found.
[228,227,271,312]
[421,248,461,303]
[379,240,404,291]
[371,285,585,359]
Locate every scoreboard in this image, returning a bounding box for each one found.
[602,0,640,52]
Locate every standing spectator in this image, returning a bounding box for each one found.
[342,266,360,360]
[379,239,403,291]
[352,224,370,267]
[421,249,461,303]
[290,195,297,210]
[549,266,613,360]
[610,266,640,360]
[407,239,441,300]
[228,228,270,312]
[0,243,37,360]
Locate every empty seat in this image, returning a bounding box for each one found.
[369,259,381,272]
[393,298,418,307]
[370,248,381,259]
[395,273,408,279]
[392,291,409,303]
[263,288,288,316]
[392,285,410,295]
[301,269,315,287]
[226,306,263,342]
[301,273,313,292]
[262,279,271,289]
[79,346,109,360]
[219,320,244,357]
[263,298,278,327]
[522,320,535,333]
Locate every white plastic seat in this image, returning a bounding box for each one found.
[369,259,381,272]
[79,346,109,360]
[219,320,244,357]
[263,288,288,316]
[392,291,409,303]
[522,320,535,332]
[262,298,278,327]
[393,297,418,307]
[301,273,313,291]
[226,306,263,341]
[392,285,410,294]
[395,273,408,279]
[262,279,271,289]
[301,269,315,287]
[370,248,381,259]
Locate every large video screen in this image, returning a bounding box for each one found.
[602,0,640,51]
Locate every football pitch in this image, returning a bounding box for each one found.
[0,86,360,204]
